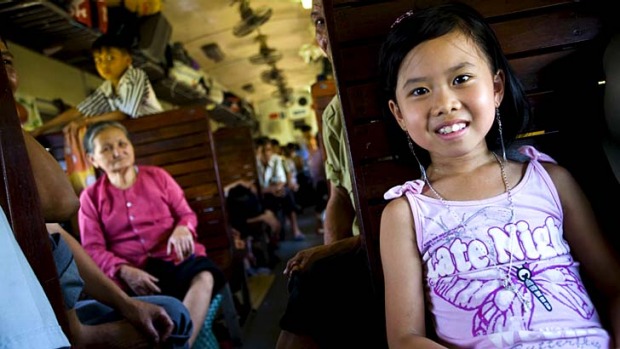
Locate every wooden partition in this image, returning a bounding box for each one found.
[119,106,235,279]
[0,58,70,336]
[213,126,259,189]
[322,0,615,290]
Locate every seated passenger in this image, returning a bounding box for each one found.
[255,137,305,241]
[78,121,226,346]
[225,179,281,270]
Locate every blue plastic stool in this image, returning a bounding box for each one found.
[192,292,223,349]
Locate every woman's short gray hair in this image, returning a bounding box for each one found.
[83,121,130,154]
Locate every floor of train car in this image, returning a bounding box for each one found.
[235,205,323,349]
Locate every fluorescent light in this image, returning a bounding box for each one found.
[301,0,312,10]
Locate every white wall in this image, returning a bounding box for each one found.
[255,90,319,145]
[9,42,103,106]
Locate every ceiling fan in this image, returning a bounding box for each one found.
[230,0,273,37]
[272,82,294,107]
[249,34,283,65]
[261,66,286,85]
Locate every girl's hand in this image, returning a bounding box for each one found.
[167,225,195,262]
[118,265,161,295]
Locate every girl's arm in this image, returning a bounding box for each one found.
[545,163,620,344]
[380,198,446,349]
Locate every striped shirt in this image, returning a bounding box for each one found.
[77,65,163,118]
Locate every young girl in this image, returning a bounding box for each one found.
[379,3,620,348]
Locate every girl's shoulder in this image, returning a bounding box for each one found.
[384,179,425,200]
[517,145,557,164]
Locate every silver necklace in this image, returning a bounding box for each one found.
[424,152,530,308]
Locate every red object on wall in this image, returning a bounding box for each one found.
[95,0,108,34]
[68,0,108,33]
[69,0,92,27]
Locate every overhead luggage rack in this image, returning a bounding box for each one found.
[0,1,100,69]
[0,1,256,126]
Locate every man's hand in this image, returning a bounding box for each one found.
[167,225,195,262]
[119,298,174,345]
[119,265,161,296]
[283,236,360,278]
[283,244,330,277]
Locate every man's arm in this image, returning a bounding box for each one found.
[23,129,79,220]
[48,224,174,346]
[323,182,355,244]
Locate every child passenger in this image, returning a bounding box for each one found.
[379,3,620,348]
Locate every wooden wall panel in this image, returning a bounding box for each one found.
[332,0,577,45]
[494,9,602,56]
[213,126,259,188]
[0,54,71,338]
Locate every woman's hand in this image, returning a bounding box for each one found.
[167,225,195,262]
[118,265,161,296]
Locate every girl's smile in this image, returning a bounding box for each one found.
[390,30,504,158]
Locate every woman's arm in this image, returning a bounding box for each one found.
[159,167,198,235]
[546,163,620,345]
[380,198,446,349]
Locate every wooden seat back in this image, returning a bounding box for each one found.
[213,126,260,190]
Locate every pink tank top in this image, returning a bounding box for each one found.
[384,146,610,348]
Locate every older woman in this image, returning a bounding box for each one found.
[78,121,225,346]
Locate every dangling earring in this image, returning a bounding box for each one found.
[496,107,507,162]
[406,132,428,180]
